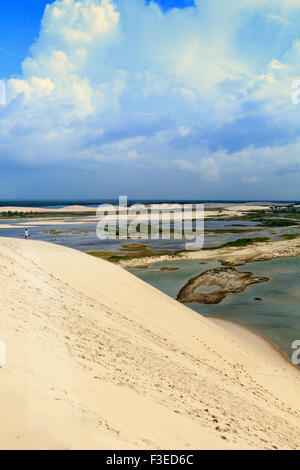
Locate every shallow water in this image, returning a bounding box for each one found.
[0,216,299,253]
[1,215,299,363]
[129,257,300,364]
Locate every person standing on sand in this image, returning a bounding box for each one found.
[24,229,30,240]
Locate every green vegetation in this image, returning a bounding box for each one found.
[75,229,90,234]
[212,204,299,221]
[88,243,175,263]
[0,211,95,219]
[103,223,197,239]
[256,219,298,227]
[43,228,91,236]
[89,236,272,264]
[219,260,234,266]
[270,204,300,215]
[281,233,300,241]
[203,237,270,251]
[214,211,299,227]
[43,229,65,235]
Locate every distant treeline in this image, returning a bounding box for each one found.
[0,211,95,218]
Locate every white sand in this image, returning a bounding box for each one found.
[120,237,300,268]
[0,238,299,450]
[223,204,272,214]
[0,224,30,229]
[0,205,97,213]
[0,203,272,217]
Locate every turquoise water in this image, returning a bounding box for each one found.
[129,257,300,363]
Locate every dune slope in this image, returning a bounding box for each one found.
[0,238,299,450]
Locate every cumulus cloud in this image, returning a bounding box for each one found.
[1,0,300,196]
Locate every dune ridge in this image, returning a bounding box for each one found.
[0,238,299,450]
[0,205,96,213]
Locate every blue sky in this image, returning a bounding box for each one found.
[0,1,52,77]
[1,0,300,200]
[0,1,193,76]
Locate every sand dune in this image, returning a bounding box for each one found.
[120,237,300,268]
[0,238,299,450]
[0,203,271,217]
[223,204,272,214]
[0,205,97,213]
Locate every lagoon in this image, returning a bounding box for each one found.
[129,257,300,364]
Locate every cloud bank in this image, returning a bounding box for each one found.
[1,0,300,198]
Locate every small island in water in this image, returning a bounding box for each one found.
[177,267,269,304]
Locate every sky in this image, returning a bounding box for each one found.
[1,0,300,200]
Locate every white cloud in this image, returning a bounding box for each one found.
[9,76,55,102]
[174,158,220,182]
[42,0,119,45]
[1,0,300,196]
[270,59,287,70]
